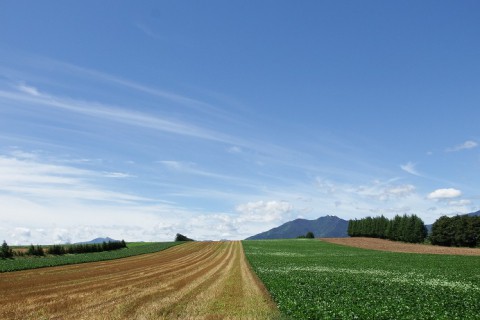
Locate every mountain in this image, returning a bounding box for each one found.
[468,210,480,217]
[75,237,120,244]
[246,215,348,240]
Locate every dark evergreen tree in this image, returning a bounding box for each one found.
[1,240,13,259]
[431,215,480,247]
[305,231,315,239]
[175,233,194,241]
[348,214,427,243]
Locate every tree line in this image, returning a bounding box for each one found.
[48,240,127,255]
[430,215,480,247]
[297,231,315,239]
[348,214,428,243]
[1,240,127,259]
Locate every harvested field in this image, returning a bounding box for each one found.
[0,241,280,320]
[322,237,480,255]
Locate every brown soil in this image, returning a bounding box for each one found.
[321,237,480,256]
[0,241,280,320]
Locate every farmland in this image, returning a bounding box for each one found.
[0,241,280,320]
[243,239,480,320]
[322,237,480,255]
[0,242,180,272]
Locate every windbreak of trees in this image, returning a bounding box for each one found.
[348,214,428,243]
[430,215,480,247]
[48,240,127,255]
[28,244,45,256]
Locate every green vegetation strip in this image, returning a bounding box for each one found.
[0,242,181,273]
[243,239,480,320]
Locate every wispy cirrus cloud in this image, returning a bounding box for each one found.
[0,153,147,204]
[158,160,245,182]
[0,84,237,145]
[102,172,133,178]
[17,83,40,96]
[135,23,164,40]
[446,140,478,152]
[400,162,421,176]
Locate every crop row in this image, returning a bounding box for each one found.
[243,239,480,319]
[0,241,181,272]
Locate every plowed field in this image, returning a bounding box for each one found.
[322,237,480,255]
[0,241,280,320]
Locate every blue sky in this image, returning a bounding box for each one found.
[0,1,479,244]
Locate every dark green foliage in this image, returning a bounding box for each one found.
[175,233,194,241]
[0,242,181,272]
[430,215,480,247]
[48,240,128,255]
[243,239,480,320]
[27,244,45,256]
[348,214,427,243]
[0,241,13,259]
[297,231,315,239]
[49,244,66,255]
[305,231,315,238]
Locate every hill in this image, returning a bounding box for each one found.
[75,237,119,245]
[246,215,348,240]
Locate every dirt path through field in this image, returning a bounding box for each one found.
[322,237,480,255]
[0,241,280,320]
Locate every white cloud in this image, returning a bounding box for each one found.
[9,227,32,244]
[355,180,416,201]
[427,188,462,200]
[448,199,471,206]
[235,200,293,223]
[0,153,148,204]
[446,140,478,152]
[53,228,72,244]
[385,184,416,198]
[400,162,421,176]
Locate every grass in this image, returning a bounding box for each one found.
[243,239,480,320]
[0,241,182,272]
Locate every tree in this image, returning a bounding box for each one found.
[1,240,13,259]
[431,215,480,247]
[49,244,66,255]
[305,231,315,239]
[175,233,194,241]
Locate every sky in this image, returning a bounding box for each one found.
[0,1,479,244]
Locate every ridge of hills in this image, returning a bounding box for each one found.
[246,215,348,240]
[247,210,480,240]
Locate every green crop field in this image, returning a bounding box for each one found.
[0,241,181,272]
[243,239,480,320]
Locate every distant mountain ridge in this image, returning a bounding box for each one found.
[246,215,348,240]
[75,237,119,244]
[468,210,480,217]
